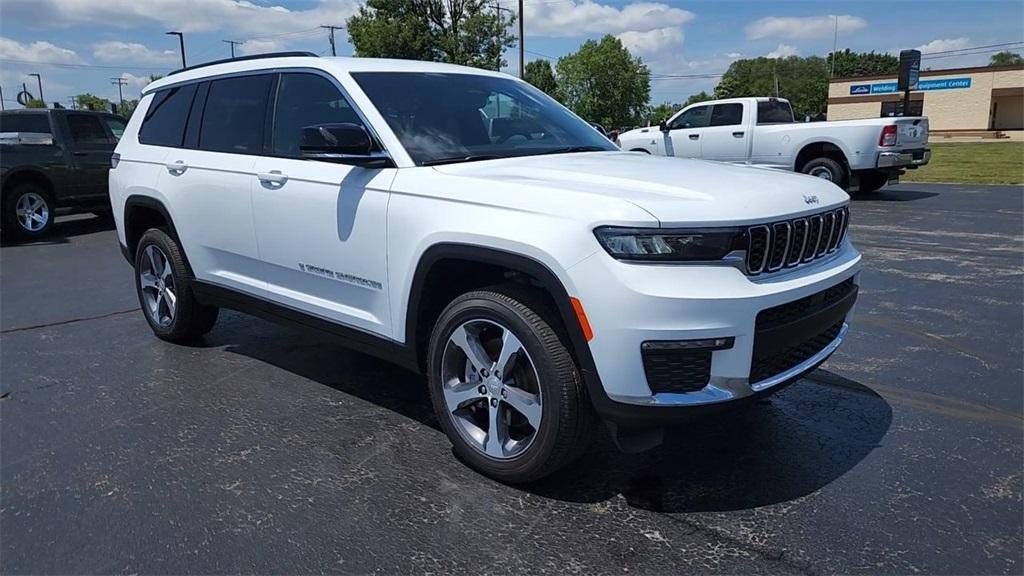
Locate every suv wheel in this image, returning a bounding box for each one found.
[427,286,593,483]
[135,229,219,343]
[801,157,849,190]
[3,184,54,240]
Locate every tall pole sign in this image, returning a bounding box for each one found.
[898,49,921,116]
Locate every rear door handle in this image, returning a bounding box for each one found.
[688,134,699,140]
[732,131,745,138]
[257,170,288,185]
[72,151,89,156]
[165,160,187,174]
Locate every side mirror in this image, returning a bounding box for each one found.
[299,123,389,166]
[658,120,669,133]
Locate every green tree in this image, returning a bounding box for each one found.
[826,49,898,78]
[524,59,559,99]
[714,56,828,119]
[683,90,713,107]
[347,0,515,70]
[990,51,1024,66]
[74,93,111,111]
[648,102,676,124]
[24,98,45,109]
[556,35,650,128]
[114,99,140,119]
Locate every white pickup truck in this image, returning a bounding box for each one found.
[617,97,930,192]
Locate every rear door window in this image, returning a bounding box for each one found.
[756,100,795,124]
[139,84,198,147]
[199,74,273,154]
[709,103,743,127]
[67,114,112,145]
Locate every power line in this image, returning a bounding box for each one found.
[0,58,170,71]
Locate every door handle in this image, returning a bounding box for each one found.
[257,170,288,185]
[72,151,89,156]
[732,131,745,138]
[688,134,700,140]
[164,160,187,174]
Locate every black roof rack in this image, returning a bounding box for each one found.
[167,51,319,76]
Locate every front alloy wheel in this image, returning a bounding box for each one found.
[441,319,542,460]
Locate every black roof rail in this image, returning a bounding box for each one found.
[167,51,319,76]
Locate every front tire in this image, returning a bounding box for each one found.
[3,183,54,241]
[801,157,849,190]
[427,286,593,483]
[134,229,219,343]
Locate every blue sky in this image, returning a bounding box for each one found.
[1,0,1021,108]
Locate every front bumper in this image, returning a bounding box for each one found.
[567,242,861,425]
[877,148,930,169]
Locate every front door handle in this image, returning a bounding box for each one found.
[688,134,700,140]
[73,151,89,156]
[732,131,745,138]
[165,160,187,174]
[257,170,288,185]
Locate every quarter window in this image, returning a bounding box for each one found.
[709,103,743,127]
[67,114,111,144]
[272,73,365,158]
[139,84,197,147]
[104,117,127,141]
[0,113,51,134]
[199,74,273,154]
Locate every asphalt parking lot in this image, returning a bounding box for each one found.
[2,183,1022,574]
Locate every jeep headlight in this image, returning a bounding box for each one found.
[594,226,744,262]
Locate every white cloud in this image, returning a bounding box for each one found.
[118,72,153,92]
[766,43,799,58]
[93,41,179,65]
[915,37,971,54]
[526,1,695,37]
[238,39,285,56]
[725,52,743,59]
[617,27,684,56]
[0,36,80,64]
[745,14,866,40]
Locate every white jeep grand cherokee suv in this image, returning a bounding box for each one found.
[110,53,861,482]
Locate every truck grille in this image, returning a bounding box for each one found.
[746,207,849,275]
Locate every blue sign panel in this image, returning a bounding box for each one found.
[850,84,871,95]
[871,82,898,94]
[917,77,972,91]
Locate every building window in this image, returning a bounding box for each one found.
[881,100,923,117]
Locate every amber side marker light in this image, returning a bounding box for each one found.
[570,297,594,342]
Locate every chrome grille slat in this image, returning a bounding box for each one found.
[745,207,849,276]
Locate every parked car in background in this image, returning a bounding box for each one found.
[111,54,860,482]
[1,109,126,239]
[617,97,930,192]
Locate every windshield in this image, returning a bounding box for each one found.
[351,72,617,165]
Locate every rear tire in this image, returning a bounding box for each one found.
[858,171,889,193]
[427,285,594,483]
[2,183,54,241]
[134,228,219,343]
[801,157,849,190]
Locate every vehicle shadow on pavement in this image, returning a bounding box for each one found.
[213,315,891,513]
[852,188,939,202]
[0,214,116,247]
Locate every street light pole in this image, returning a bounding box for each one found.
[166,31,186,68]
[28,73,43,107]
[518,0,524,78]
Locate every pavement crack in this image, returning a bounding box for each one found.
[0,308,139,334]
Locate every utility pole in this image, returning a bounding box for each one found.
[28,73,43,107]
[223,40,242,58]
[111,77,128,106]
[492,2,514,72]
[0,86,4,111]
[166,31,186,68]
[829,15,838,78]
[518,0,524,78]
[67,96,77,110]
[320,25,343,56]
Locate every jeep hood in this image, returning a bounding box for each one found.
[432,151,849,226]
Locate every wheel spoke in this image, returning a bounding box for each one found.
[450,325,492,374]
[495,329,522,376]
[503,386,541,429]
[483,402,506,458]
[160,258,173,281]
[163,288,177,317]
[154,292,165,320]
[444,380,483,413]
[145,246,161,276]
[140,272,159,291]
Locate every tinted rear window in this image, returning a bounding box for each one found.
[757,100,794,124]
[67,114,111,144]
[710,103,743,126]
[139,84,198,147]
[0,113,51,134]
[199,74,272,154]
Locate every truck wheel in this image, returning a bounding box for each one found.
[2,183,54,241]
[801,157,848,190]
[858,171,889,193]
[427,285,594,483]
[134,228,219,343]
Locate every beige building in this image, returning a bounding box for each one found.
[828,64,1024,134]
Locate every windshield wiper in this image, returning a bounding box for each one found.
[531,145,609,156]
[420,154,504,166]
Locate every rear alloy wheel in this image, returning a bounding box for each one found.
[3,185,53,240]
[801,157,849,190]
[428,286,593,483]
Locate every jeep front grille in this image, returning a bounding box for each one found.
[746,207,849,275]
